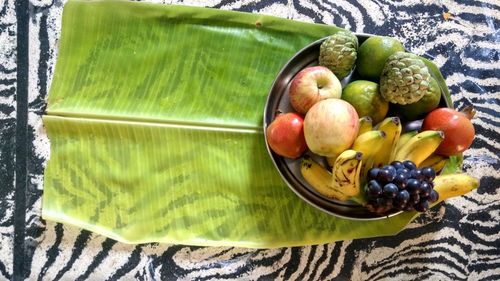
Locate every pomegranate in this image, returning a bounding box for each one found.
[266,112,308,159]
[422,106,475,156]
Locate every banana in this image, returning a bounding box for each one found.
[358,116,373,136]
[372,117,402,168]
[419,153,448,173]
[332,150,363,198]
[395,130,418,155]
[301,150,363,202]
[433,173,479,203]
[352,130,386,180]
[394,130,444,167]
[352,130,386,152]
[326,126,381,168]
[301,155,350,201]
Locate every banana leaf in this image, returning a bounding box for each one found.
[42,0,455,248]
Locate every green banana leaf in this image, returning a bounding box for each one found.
[42,0,454,248]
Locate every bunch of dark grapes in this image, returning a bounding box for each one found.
[365,160,439,214]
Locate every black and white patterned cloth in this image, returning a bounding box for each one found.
[1,0,499,280]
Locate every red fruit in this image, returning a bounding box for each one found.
[422,106,475,156]
[266,112,308,159]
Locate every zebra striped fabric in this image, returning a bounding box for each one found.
[1,0,498,280]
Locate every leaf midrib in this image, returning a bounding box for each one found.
[44,112,264,133]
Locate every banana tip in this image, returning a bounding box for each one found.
[355,152,363,160]
[472,177,480,189]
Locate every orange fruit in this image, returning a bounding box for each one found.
[341,80,389,124]
[356,36,405,81]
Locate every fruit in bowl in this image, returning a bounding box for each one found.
[319,31,358,79]
[422,106,476,156]
[356,36,405,81]
[266,112,308,159]
[289,66,342,114]
[264,31,479,219]
[303,99,359,157]
[341,80,389,124]
[380,51,431,105]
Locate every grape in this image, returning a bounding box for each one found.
[421,167,436,181]
[396,190,410,203]
[406,179,421,194]
[390,161,404,170]
[415,200,429,212]
[396,168,410,178]
[410,193,420,204]
[428,190,439,203]
[383,165,397,175]
[383,183,398,198]
[365,159,437,215]
[377,169,394,183]
[368,168,380,181]
[393,173,407,188]
[411,169,425,181]
[403,160,417,170]
[420,182,432,197]
[367,180,382,197]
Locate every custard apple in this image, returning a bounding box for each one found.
[379,52,431,105]
[319,31,358,79]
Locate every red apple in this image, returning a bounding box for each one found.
[266,112,308,159]
[289,66,342,114]
[422,106,475,156]
[304,99,359,157]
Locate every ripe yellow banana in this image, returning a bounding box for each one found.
[433,173,479,203]
[326,129,384,169]
[301,150,363,202]
[358,116,373,136]
[332,150,363,198]
[372,117,402,168]
[352,130,386,180]
[420,153,448,173]
[394,130,444,167]
[301,156,350,201]
[395,130,418,155]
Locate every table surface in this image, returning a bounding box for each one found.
[1,0,499,280]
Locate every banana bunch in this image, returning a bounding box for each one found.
[300,116,478,208]
[396,130,449,173]
[301,150,364,203]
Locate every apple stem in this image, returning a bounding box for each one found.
[460,105,476,120]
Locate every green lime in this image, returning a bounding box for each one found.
[356,36,405,81]
[341,80,389,124]
[396,77,442,121]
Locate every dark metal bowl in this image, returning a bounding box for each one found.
[263,33,450,220]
